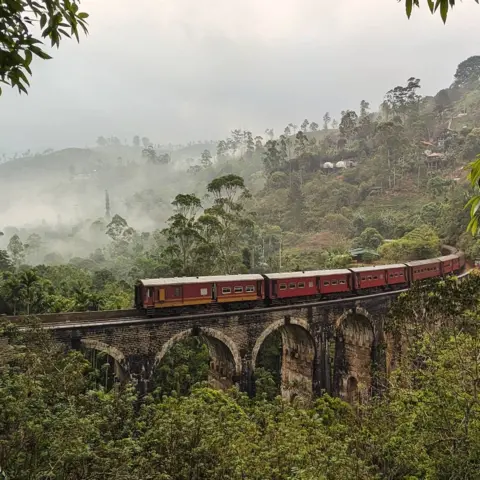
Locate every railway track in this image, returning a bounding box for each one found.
[20,268,473,330]
[2,261,472,331]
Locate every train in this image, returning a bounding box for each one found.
[134,252,466,316]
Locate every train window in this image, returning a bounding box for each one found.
[395,273,399,277]
[289,283,296,289]
[380,274,383,279]
[309,281,314,287]
[361,277,366,281]
[146,288,152,298]
[234,286,243,293]
[400,272,404,276]
[373,276,378,280]
[279,283,287,290]
[332,280,338,285]
[389,274,394,278]
[245,285,255,293]
[298,282,305,288]
[200,288,208,296]
[339,280,346,284]
[222,287,231,294]
[174,287,181,297]
[368,276,372,281]
[324,281,330,286]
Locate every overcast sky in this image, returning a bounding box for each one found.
[1,0,480,154]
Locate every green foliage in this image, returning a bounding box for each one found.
[0,250,12,272]
[0,0,89,95]
[353,227,384,250]
[4,276,480,478]
[152,337,210,398]
[379,225,441,261]
[454,55,480,88]
[466,153,480,235]
[404,0,479,23]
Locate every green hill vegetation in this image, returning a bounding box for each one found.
[2,56,480,314]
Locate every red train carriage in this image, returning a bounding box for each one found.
[438,254,458,276]
[384,264,409,286]
[350,266,388,290]
[406,259,441,282]
[214,274,265,304]
[137,277,214,311]
[317,269,352,295]
[136,274,264,311]
[264,272,318,300]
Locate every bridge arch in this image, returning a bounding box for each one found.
[252,317,316,402]
[80,339,128,383]
[335,307,375,402]
[154,327,242,391]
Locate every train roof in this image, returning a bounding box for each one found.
[350,264,406,273]
[139,274,264,287]
[437,254,459,261]
[264,269,351,280]
[405,258,441,267]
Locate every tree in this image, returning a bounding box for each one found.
[404,0,479,23]
[141,136,151,148]
[19,269,41,315]
[24,233,42,262]
[301,119,309,132]
[339,110,358,140]
[133,135,140,147]
[453,55,480,88]
[360,100,370,118]
[204,175,251,273]
[96,136,107,147]
[384,77,421,121]
[323,112,331,130]
[353,227,384,250]
[0,0,89,95]
[264,128,274,140]
[245,131,255,159]
[0,250,12,271]
[263,140,282,175]
[294,131,308,158]
[310,122,319,132]
[7,234,24,270]
[162,194,204,275]
[106,214,134,243]
[379,225,440,261]
[200,149,212,168]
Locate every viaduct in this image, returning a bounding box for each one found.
[1,291,405,402]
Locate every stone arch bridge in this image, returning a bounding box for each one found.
[17,291,402,402]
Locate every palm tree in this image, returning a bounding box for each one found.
[19,270,40,315]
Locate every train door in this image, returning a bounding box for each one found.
[272,280,277,297]
[256,280,263,297]
[145,287,154,307]
[158,288,165,303]
[212,283,217,301]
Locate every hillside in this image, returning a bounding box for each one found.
[1,56,480,280]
